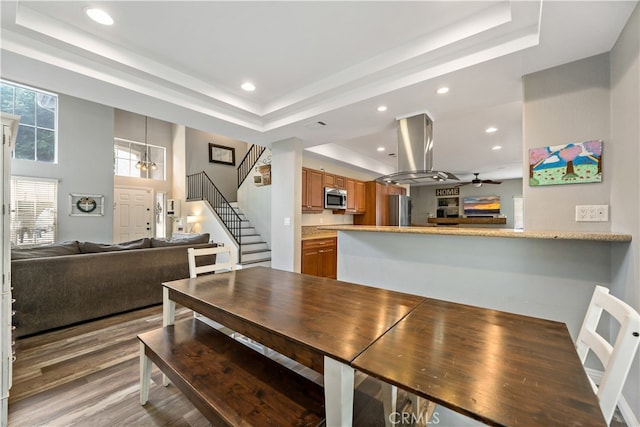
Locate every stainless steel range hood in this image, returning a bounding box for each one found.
[376,113,459,185]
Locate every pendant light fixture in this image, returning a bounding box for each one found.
[136,116,157,172]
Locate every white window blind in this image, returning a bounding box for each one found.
[10,177,58,245]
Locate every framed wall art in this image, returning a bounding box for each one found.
[70,193,105,216]
[208,143,235,166]
[529,140,602,186]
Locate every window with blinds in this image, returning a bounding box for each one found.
[10,177,58,246]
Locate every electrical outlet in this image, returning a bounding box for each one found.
[576,205,609,222]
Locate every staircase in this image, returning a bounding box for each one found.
[228,202,271,268]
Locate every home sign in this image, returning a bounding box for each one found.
[435,187,460,197]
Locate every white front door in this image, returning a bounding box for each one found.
[113,187,153,243]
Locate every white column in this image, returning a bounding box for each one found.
[270,138,302,272]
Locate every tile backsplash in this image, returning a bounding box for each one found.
[301,209,353,226]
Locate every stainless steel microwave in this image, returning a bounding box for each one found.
[324,187,347,209]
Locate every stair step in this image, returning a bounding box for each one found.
[241,235,263,244]
[241,260,272,269]
[242,242,269,251]
[242,249,271,255]
[241,257,272,266]
[241,250,271,263]
[240,227,256,236]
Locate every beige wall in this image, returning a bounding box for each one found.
[185,128,249,202]
[523,53,612,232]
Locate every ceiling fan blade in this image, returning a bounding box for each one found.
[481,180,502,184]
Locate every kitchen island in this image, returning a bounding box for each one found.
[320,224,630,338]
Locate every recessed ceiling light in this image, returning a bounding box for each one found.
[377,105,387,112]
[485,126,498,133]
[436,87,450,95]
[85,8,114,25]
[492,145,502,151]
[241,82,256,92]
[377,147,385,152]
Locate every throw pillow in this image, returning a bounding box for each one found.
[150,233,210,247]
[79,237,151,253]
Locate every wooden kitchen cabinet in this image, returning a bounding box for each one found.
[353,181,405,225]
[345,178,366,214]
[302,167,324,213]
[324,173,345,189]
[301,237,337,279]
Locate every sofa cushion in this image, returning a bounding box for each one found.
[151,233,210,247]
[11,241,81,260]
[79,237,151,253]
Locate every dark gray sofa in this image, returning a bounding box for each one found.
[11,234,215,338]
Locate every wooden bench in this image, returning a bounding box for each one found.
[138,318,326,426]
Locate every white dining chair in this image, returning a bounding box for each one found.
[187,245,265,354]
[187,245,236,278]
[575,285,640,425]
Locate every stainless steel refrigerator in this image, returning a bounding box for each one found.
[389,194,411,226]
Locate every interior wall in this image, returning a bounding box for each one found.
[411,178,523,228]
[185,128,249,202]
[610,2,640,420]
[522,54,612,232]
[237,149,272,247]
[11,93,114,243]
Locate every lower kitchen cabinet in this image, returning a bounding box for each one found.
[301,237,337,279]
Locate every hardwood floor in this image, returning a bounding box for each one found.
[7,305,415,427]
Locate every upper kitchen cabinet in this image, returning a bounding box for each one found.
[324,173,345,189]
[345,178,366,215]
[302,167,324,213]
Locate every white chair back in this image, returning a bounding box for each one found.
[575,285,640,425]
[188,246,235,278]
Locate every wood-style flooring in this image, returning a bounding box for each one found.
[7,305,417,427]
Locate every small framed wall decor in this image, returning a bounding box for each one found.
[70,193,105,216]
[208,143,235,166]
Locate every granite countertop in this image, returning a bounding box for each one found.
[302,232,338,241]
[319,225,632,242]
[301,226,338,241]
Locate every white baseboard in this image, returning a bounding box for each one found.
[585,367,639,427]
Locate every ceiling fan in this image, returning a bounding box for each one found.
[458,173,503,188]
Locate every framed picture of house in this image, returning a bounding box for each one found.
[208,143,235,166]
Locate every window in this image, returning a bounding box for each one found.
[0,80,58,162]
[10,177,58,246]
[114,138,166,180]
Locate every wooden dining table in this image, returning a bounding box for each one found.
[161,266,424,427]
[352,298,607,426]
[162,266,605,427]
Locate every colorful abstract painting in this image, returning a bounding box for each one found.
[529,140,602,186]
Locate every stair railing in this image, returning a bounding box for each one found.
[187,171,242,262]
[237,144,266,188]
